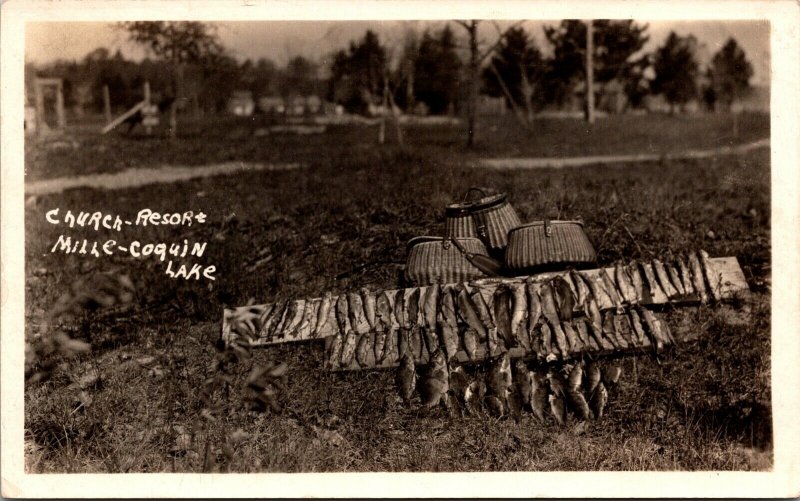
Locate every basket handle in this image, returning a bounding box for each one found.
[462,187,487,203]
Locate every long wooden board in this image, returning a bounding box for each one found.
[221,256,748,349]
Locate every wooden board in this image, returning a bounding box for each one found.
[221,256,749,349]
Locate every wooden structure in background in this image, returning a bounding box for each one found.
[33,77,66,135]
[102,81,159,135]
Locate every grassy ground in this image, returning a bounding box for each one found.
[23,112,772,472]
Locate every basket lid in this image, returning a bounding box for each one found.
[406,235,485,251]
[445,193,508,217]
[508,220,585,234]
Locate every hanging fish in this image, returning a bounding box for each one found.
[394,289,407,329]
[282,300,305,339]
[397,329,411,359]
[666,262,686,296]
[464,379,486,416]
[378,329,395,365]
[602,364,622,387]
[626,264,645,304]
[639,261,666,302]
[602,311,626,349]
[485,395,506,417]
[313,291,333,338]
[530,372,549,424]
[585,362,602,394]
[509,283,529,348]
[470,288,495,339]
[493,284,515,349]
[581,270,613,310]
[438,287,459,360]
[549,393,567,426]
[407,288,421,329]
[422,284,440,331]
[567,363,583,392]
[689,252,709,303]
[374,330,387,364]
[576,319,600,352]
[613,313,637,347]
[335,293,350,335]
[272,300,295,340]
[601,269,624,312]
[409,327,426,363]
[639,307,666,351]
[699,249,722,302]
[552,275,577,321]
[325,332,344,371]
[563,321,583,354]
[340,328,359,368]
[615,264,638,305]
[526,278,542,334]
[348,291,370,334]
[547,370,568,399]
[486,351,513,399]
[677,257,696,296]
[568,388,594,421]
[540,323,558,362]
[361,287,380,330]
[589,381,608,419]
[540,282,569,358]
[294,300,316,338]
[514,360,533,408]
[628,309,650,347]
[585,305,615,352]
[264,300,289,340]
[463,328,479,361]
[653,259,680,299]
[447,364,469,415]
[356,333,375,368]
[456,287,489,341]
[395,352,417,405]
[569,270,590,309]
[418,349,449,408]
[360,287,377,330]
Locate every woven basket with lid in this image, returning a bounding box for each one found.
[405,236,489,286]
[444,188,522,253]
[505,220,597,272]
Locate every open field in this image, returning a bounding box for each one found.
[23,112,772,472]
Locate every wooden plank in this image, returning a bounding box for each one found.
[221,256,749,349]
[102,101,145,134]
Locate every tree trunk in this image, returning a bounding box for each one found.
[584,19,595,124]
[489,62,528,127]
[466,21,479,149]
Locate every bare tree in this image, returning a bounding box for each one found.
[455,20,524,148]
[119,22,225,138]
[585,19,595,123]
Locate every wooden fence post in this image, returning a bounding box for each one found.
[103,85,112,123]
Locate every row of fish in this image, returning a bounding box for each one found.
[227,251,718,364]
[396,350,622,424]
[323,276,675,370]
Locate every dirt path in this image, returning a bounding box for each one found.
[25,162,307,196]
[478,138,769,170]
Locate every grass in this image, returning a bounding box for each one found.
[23,111,772,472]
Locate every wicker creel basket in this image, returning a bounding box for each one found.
[444,188,522,253]
[405,236,489,286]
[505,220,597,272]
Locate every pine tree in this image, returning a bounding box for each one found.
[651,31,700,113]
[707,38,754,111]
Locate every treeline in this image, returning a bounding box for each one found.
[28,20,756,117]
[27,47,323,115]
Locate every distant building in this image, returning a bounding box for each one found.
[227,90,255,116]
[258,96,285,115]
[476,95,507,116]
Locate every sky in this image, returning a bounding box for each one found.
[26,20,770,86]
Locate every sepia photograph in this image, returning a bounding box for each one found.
[2,0,799,498]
